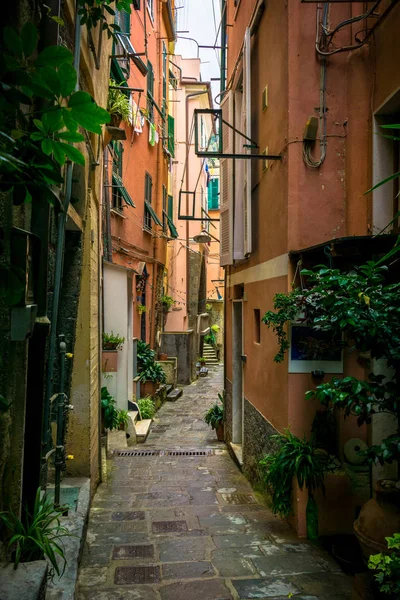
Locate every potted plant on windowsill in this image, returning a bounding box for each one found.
[105,80,131,145]
[204,395,224,441]
[102,332,125,371]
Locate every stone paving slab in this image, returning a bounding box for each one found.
[77,366,352,600]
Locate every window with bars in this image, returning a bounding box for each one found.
[147,60,154,122]
[144,172,153,230]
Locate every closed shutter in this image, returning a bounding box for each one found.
[208,178,219,210]
[168,115,175,157]
[220,91,234,266]
[168,194,173,219]
[147,61,154,121]
[243,27,252,256]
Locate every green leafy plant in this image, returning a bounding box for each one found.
[160,295,175,311]
[211,324,220,333]
[259,430,331,519]
[0,24,110,207]
[204,332,216,346]
[0,488,69,577]
[77,0,132,39]
[107,80,131,124]
[102,331,125,350]
[137,341,166,384]
[263,249,400,471]
[137,397,155,420]
[117,409,129,429]
[101,386,119,430]
[204,400,224,430]
[198,356,206,365]
[137,304,147,315]
[368,533,400,596]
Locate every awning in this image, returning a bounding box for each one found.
[145,200,162,226]
[166,214,178,239]
[112,173,135,208]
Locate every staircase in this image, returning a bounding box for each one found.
[203,342,219,365]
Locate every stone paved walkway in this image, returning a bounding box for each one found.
[78,366,353,599]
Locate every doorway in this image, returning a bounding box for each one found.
[232,300,244,444]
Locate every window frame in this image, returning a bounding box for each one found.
[144,172,153,230]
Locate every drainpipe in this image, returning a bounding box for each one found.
[185,90,208,325]
[220,0,227,95]
[41,2,81,470]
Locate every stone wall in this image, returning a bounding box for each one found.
[243,399,278,484]
[160,331,194,384]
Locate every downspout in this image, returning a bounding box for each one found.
[41,2,81,470]
[185,90,208,324]
[220,0,227,96]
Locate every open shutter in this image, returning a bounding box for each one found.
[243,27,252,255]
[220,91,234,266]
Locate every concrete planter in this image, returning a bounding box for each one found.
[102,350,118,372]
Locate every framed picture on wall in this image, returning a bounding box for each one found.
[288,324,344,374]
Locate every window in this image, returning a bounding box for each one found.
[112,10,131,80]
[147,0,154,21]
[208,178,219,210]
[144,172,153,229]
[162,185,167,232]
[254,309,261,344]
[168,194,173,220]
[112,142,123,210]
[162,42,167,113]
[168,115,175,157]
[147,60,154,122]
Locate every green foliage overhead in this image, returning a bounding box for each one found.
[368,533,400,596]
[258,430,331,518]
[0,488,69,577]
[78,0,132,39]
[137,397,155,420]
[0,24,110,206]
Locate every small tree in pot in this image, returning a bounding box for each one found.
[204,394,224,441]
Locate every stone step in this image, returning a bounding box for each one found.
[136,419,152,443]
[107,430,128,456]
[167,388,183,402]
[166,384,173,395]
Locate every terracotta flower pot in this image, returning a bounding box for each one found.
[102,350,118,372]
[140,380,158,398]
[216,423,224,441]
[354,480,400,560]
[158,353,168,361]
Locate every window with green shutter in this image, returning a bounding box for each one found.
[144,172,152,229]
[110,142,135,209]
[168,115,175,157]
[162,185,167,232]
[147,61,154,122]
[208,178,219,210]
[168,195,173,220]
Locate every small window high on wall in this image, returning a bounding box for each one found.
[254,309,261,344]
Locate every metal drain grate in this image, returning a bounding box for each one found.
[115,566,160,584]
[116,449,215,457]
[152,520,188,533]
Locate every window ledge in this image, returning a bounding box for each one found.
[143,226,153,235]
[111,209,126,218]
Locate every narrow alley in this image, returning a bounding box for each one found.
[78,366,352,600]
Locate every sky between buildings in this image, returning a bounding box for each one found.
[175,0,222,107]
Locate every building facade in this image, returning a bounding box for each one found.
[221,0,400,536]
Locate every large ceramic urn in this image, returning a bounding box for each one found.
[354,479,400,559]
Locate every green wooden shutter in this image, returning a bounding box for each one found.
[116,9,130,35]
[162,42,167,110]
[208,178,219,210]
[168,195,173,220]
[147,61,154,121]
[112,141,123,177]
[168,115,175,157]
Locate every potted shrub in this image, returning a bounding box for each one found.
[0,488,69,578]
[259,430,331,540]
[198,356,206,367]
[117,409,129,431]
[137,397,156,420]
[204,396,224,441]
[107,79,131,128]
[137,340,167,397]
[102,331,125,351]
[262,251,400,552]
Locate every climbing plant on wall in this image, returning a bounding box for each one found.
[262,243,400,470]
